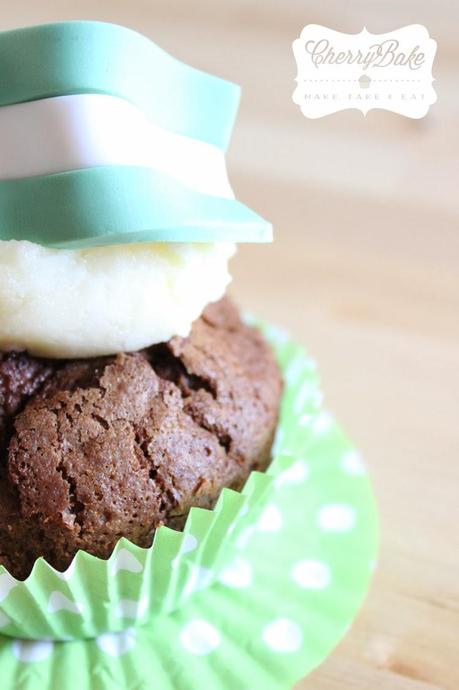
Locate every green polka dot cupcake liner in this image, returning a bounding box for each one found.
[0,321,379,689]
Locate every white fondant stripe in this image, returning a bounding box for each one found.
[0,94,233,198]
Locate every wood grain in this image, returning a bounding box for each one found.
[1,2,458,688]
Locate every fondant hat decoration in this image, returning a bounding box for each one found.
[0,21,272,248]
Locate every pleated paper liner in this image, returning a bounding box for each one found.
[0,341,378,689]
[0,322,322,641]
[0,471,275,641]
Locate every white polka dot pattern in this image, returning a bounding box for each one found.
[0,573,17,603]
[110,549,143,575]
[292,560,331,590]
[182,534,199,554]
[275,460,309,487]
[257,505,283,532]
[312,411,334,434]
[48,592,84,615]
[262,618,303,653]
[218,558,253,589]
[341,451,366,476]
[180,620,221,655]
[184,566,213,597]
[96,629,137,657]
[318,504,357,532]
[12,640,54,663]
[115,597,149,619]
[236,525,256,549]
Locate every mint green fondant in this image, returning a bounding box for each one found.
[0,21,239,150]
[0,21,271,247]
[0,166,272,248]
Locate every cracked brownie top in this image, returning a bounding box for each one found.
[0,297,282,579]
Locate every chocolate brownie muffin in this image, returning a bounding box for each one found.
[0,298,282,579]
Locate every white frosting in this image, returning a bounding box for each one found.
[0,240,235,358]
[0,94,239,358]
[0,94,233,196]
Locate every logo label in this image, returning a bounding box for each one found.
[292,25,437,119]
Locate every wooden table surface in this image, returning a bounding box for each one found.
[1,2,458,689]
